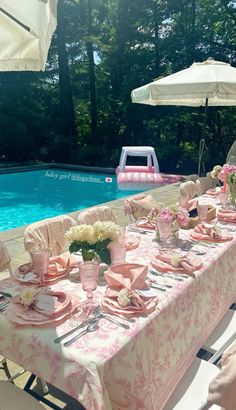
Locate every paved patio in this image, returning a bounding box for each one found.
[0,182,180,409]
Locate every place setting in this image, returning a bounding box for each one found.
[150,249,203,278]
[4,286,80,327]
[13,251,79,286]
[100,262,159,317]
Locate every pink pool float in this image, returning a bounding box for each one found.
[116,146,184,190]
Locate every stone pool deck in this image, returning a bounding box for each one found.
[0,182,180,409]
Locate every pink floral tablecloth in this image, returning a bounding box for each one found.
[0,200,236,409]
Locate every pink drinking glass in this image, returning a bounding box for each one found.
[197,204,209,222]
[109,240,126,265]
[157,219,172,247]
[79,261,99,316]
[30,249,49,287]
[218,191,228,208]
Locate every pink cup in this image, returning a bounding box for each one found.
[109,241,126,265]
[30,250,49,286]
[197,204,209,222]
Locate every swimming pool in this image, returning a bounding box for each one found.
[0,168,152,231]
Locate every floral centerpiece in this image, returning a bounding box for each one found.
[211,163,236,204]
[147,204,189,240]
[65,221,122,265]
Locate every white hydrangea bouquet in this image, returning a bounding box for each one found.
[65,221,122,265]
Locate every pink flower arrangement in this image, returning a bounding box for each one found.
[175,208,189,227]
[218,164,236,183]
[157,208,174,222]
[148,205,189,227]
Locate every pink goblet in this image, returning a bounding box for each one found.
[79,261,99,316]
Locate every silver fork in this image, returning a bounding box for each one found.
[96,307,135,323]
[92,308,130,329]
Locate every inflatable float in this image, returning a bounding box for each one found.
[116,146,184,190]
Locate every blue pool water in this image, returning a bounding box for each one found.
[0,169,144,231]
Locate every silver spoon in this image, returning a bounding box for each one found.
[63,319,99,347]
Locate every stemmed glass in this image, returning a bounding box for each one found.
[79,261,100,317]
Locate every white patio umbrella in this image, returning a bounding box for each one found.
[0,0,57,71]
[131,59,236,174]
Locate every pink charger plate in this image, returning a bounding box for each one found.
[14,263,72,285]
[101,295,157,317]
[5,292,80,327]
[190,232,233,243]
[125,237,140,251]
[150,252,202,273]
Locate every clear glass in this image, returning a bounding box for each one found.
[30,249,49,287]
[79,261,99,317]
[218,191,228,208]
[109,241,126,265]
[197,204,208,222]
[157,219,172,248]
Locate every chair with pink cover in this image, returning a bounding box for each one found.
[77,205,117,225]
[124,193,158,220]
[24,215,76,256]
[0,241,26,385]
[0,241,13,277]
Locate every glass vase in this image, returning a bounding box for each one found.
[109,240,126,265]
[227,183,236,208]
[79,260,99,316]
[156,219,172,248]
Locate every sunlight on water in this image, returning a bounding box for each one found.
[0,169,141,231]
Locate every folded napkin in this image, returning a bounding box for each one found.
[16,253,78,283]
[102,263,157,316]
[205,188,220,197]
[136,218,156,230]
[207,342,236,410]
[125,237,140,251]
[6,289,80,326]
[151,251,202,274]
[190,223,233,242]
[218,208,236,223]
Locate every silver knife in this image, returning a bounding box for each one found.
[54,316,98,343]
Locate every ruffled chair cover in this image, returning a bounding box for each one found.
[77,206,117,225]
[196,176,217,195]
[24,215,76,256]
[0,241,11,272]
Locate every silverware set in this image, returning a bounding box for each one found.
[55,306,132,346]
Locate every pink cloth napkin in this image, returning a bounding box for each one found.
[208,342,236,410]
[218,208,236,224]
[205,188,218,197]
[6,291,80,326]
[105,263,148,291]
[136,218,156,230]
[151,251,202,275]
[16,253,78,283]
[125,237,140,251]
[190,223,233,242]
[102,263,157,316]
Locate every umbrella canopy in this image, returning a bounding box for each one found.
[0,0,57,71]
[131,59,236,107]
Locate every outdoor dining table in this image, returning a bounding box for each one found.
[0,195,236,410]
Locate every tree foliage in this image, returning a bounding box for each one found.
[1,0,236,173]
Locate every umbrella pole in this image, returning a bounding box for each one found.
[197,98,208,175]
